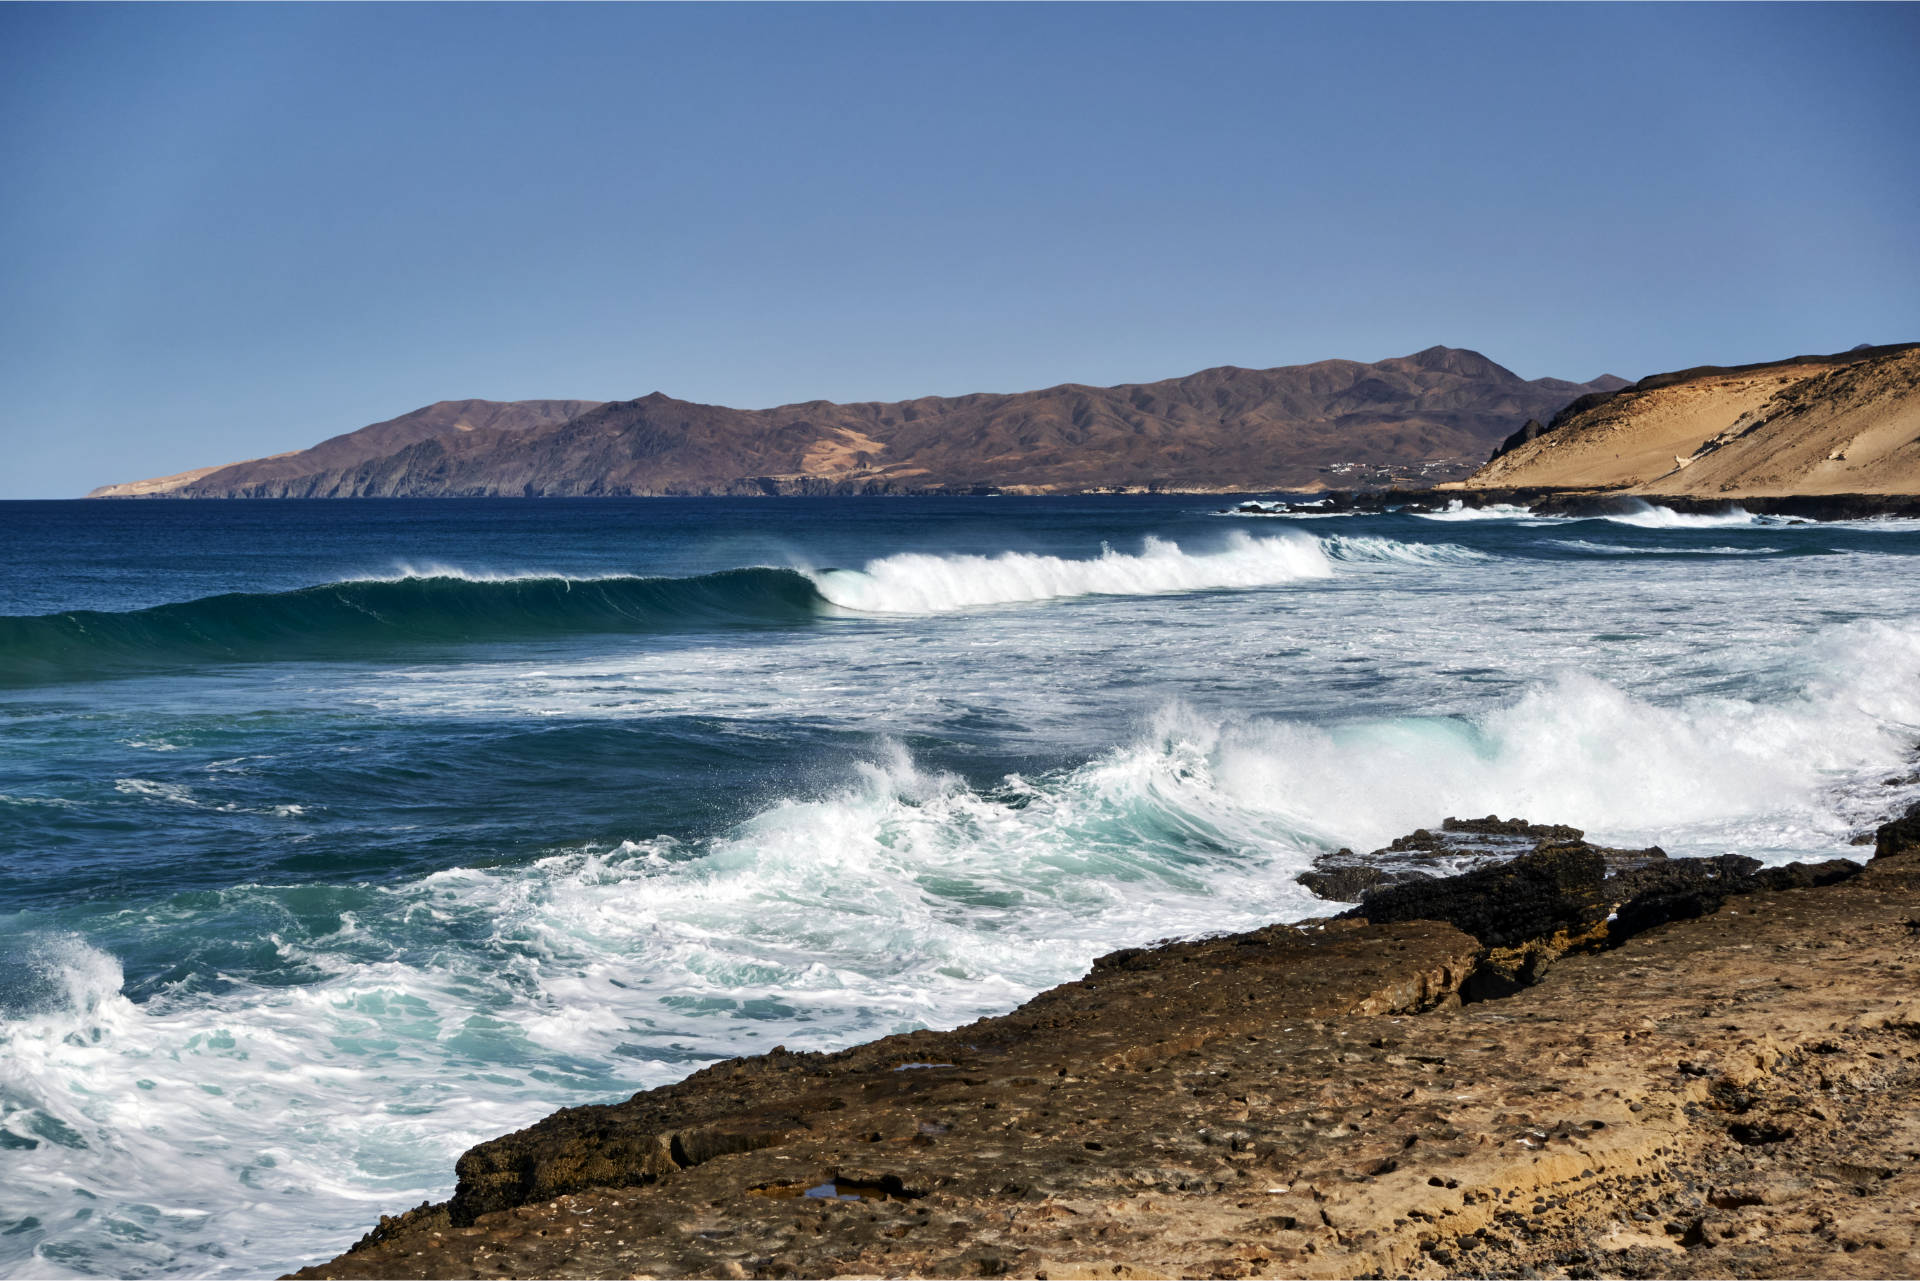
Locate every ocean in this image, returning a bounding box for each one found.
[2,495,1917,1278]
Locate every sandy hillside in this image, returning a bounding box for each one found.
[85,457,288,498]
[1464,344,1920,496]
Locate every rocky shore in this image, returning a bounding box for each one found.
[291,804,1920,1280]
[1239,488,1920,521]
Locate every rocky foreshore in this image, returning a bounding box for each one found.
[1235,488,1920,521]
[291,804,1920,1280]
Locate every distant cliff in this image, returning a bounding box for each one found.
[91,349,1624,498]
[1463,342,1920,497]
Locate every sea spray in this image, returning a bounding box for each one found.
[9,617,1920,1275]
[1,532,1475,683]
[1412,501,1542,523]
[1318,535,1489,566]
[1413,499,1797,529]
[7,498,1920,1279]
[807,531,1333,613]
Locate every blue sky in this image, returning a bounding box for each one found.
[2,2,1916,498]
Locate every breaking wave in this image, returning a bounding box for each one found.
[1593,501,1781,529]
[1416,499,1795,529]
[805,532,1336,612]
[1319,535,1489,566]
[0,532,1485,682]
[1413,501,1541,522]
[5,614,1920,1276]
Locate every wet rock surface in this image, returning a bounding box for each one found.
[1298,815,1594,904]
[290,812,1920,1280]
[1877,799,1920,861]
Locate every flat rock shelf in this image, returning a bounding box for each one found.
[290,804,1920,1280]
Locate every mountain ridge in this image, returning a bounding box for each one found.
[91,349,1627,498]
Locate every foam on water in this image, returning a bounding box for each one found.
[1198,622,1920,856]
[1319,535,1488,566]
[1413,501,1540,522]
[375,562,631,583]
[1416,498,1807,530]
[8,500,1920,1279]
[1217,500,1356,519]
[1557,539,1784,557]
[5,615,1919,1277]
[807,532,1333,613]
[1594,500,1780,529]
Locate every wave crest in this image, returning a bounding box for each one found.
[4,530,1515,682]
[808,532,1333,613]
[0,568,824,685]
[1320,535,1488,566]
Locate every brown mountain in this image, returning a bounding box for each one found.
[88,399,602,498]
[93,350,1624,498]
[1461,342,1920,497]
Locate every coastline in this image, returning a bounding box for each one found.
[71,486,1920,521]
[1255,487,1920,522]
[290,803,1920,1280]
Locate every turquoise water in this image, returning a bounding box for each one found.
[3,496,1918,1277]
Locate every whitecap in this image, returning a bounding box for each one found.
[808,532,1333,613]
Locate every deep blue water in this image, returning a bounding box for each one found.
[2,496,1917,1277]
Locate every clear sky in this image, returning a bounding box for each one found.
[2,2,1916,498]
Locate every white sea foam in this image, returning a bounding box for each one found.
[1197,628,1920,856]
[1320,535,1489,566]
[1827,516,1920,532]
[1217,500,1357,519]
[113,777,202,807]
[808,532,1334,613]
[375,562,630,583]
[1416,498,1800,530]
[12,509,1920,1281]
[1413,501,1539,522]
[0,935,547,1280]
[1594,501,1777,529]
[1558,539,1783,557]
[9,617,1920,1276]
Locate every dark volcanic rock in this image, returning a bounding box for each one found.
[1609,854,1862,937]
[1876,800,1920,860]
[1296,855,1419,902]
[1440,814,1583,841]
[1344,842,1611,949]
[1298,815,1592,904]
[1342,835,1865,956]
[1487,416,1548,462]
[1317,820,1868,1010]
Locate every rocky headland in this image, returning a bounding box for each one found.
[1457,341,1920,501]
[290,801,1920,1280]
[1222,341,1920,524]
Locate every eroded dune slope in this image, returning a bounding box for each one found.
[1465,344,1920,497]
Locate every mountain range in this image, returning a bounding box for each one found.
[89,348,1627,498]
